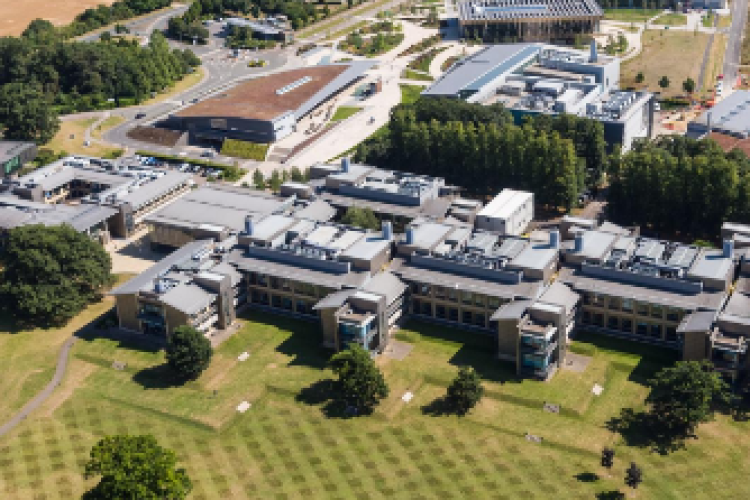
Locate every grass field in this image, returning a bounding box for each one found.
[45,118,123,159]
[331,106,362,121]
[703,33,727,97]
[402,69,434,81]
[603,8,661,23]
[653,13,688,26]
[140,67,206,107]
[90,116,125,141]
[0,0,116,36]
[400,83,425,104]
[1,312,749,499]
[622,30,710,97]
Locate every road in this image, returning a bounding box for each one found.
[77,3,190,43]
[298,0,409,42]
[722,0,749,92]
[0,337,78,438]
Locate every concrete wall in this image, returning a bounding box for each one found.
[682,330,710,361]
[115,294,141,332]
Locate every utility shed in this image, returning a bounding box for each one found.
[475,189,533,235]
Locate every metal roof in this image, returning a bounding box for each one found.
[160,283,215,315]
[677,311,717,333]
[294,200,336,222]
[490,299,533,321]
[686,249,733,283]
[121,171,192,211]
[340,236,390,261]
[231,253,369,289]
[361,271,407,305]
[0,141,35,162]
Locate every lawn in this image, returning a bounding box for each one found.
[652,13,688,26]
[622,30,710,97]
[140,67,206,107]
[90,115,125,141]
[45,118,123,159]
[331,106,362,121]
[402,69,434,81]
[702,33,727,97]
[400,83,425,104]
[603,8,661,23]
[2,311,750,499]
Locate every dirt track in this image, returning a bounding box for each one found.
[0,0,116,36]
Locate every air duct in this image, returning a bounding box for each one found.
[406,226,415,245]
[574,233,584,252]
[341,157,350,173]
[549,229,560,250]
[723,239,734,258]
[382,221,393,241]
[589,39,598,63]
[244,215,254,235]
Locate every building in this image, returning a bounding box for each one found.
[111,239,244,337]
[457,0,603,44]
[687,90,750,140]
[0,156,193,239]
[144,184,335,248]
[475,188,533,235]
[224,17,293,42]
[423,43,654,151]
[171,62,376,144]
[0,141,37,177]
[311,158,481,231]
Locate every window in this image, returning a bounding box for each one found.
[411,283,420,295]
[488,297,501,309]
[636,302,649,316]
[474,294,485,308]
[257,274,268,287]
[607,316,620,330]
[462,291,473,305]
[621,318,633,333]
[412,299,421,314]
[421,302,433,316]
[449,308,459,322]
[649,324,662,339]
[436,305,446,319]
[651,304,663,319]
[609,297,622,311]
[591,293,605,307]
[447,289,459,302]
[621,298,633,313]
[474,313,486,328]
[636,322,648,336]
[666,307,682,322]
[434,286,446,299]
[583,292,593,305]
[593,313,604,327]
[665,326,678,342]
[248,272,257,285]
[296,300,309,315]
[282,297,293,310]
[462,310,472,324]
[270,277,282,290]
[582,311,591,324]
[272,295,282,308]
[420,283,432,296]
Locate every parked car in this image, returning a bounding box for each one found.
[135,112,147,119]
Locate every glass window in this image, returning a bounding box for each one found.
[421,302,432,316]
[593,313,604,327]
[282,297,293,310]
[592,293,605,307]
[666,307,682,322]
[582,311,591,324]
[462,291,473,305]
[412,299,421,313]
[272,295,282,308]
[449,308,459,321]
[607,316,619,330]
[651,304,663,319]
[636,322,648,336]
[420,284,432,296]
[436,305,446,319]
[296,300,308,315]
[488,297,501,309]
[462,310,472,324]
[650,324,662,338]
[257,273,268,287]
[434,286,446,299]
[608,297,622,311]
[621,318,633,333]
[248,272,257,285]
[474,313,486,328]
[448,289,459,302]
[474,294,485,308]
[636,302,649,316]
[665,326,678,342]
[621,298,633,312]
[583,292,592,305]
[411,283,420,295]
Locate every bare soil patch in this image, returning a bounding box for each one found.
[127,126,182,147]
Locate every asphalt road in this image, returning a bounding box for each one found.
[722,0,748,91]
[77,4,189,43]
[0,337,78,438]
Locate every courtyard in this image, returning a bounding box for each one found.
[1,311,749,499]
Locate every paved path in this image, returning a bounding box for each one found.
[0,337,78,439]
[723,0,749,92]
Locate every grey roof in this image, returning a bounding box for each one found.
[423,44,540,97]
[251,214,296,241]
[508,243,557,272]
[230,252,369,289]
[569,230,618,261]
[691,90,750,136]
[313,289,357,310]
[458,0,603,22]
[111,240,213,295]
[0,202,116,232]
[362,271,407,305]
[677,311,717,333]
[210,261,243,287]
[160,283,215,315]
[121,171,192,211]
[410,222,452,250]
[0,208,31,229]
[536,281,579,314]
[558,266,727,311]
[0,141,35,162]
[598,221,631,236]
[294,200,336,222]
[686,250,733,283]
[395,262,544,300]
[722,290,750,318]
[490,300,533,321]
[295,61,377,119]
[340,236,390,261]
[34,168,128,192]
[145,185,287,232]
[320,192,449,219]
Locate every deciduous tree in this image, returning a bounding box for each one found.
[446,366,484,415]
[166,325,213,380]
[329,344,389,412]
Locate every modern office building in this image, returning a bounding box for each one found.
[475,188,533,235]
[457,0,603,44]
[423,43,654,151]
[311,158,481,231]
[0,141,37,177]
[224,17,293,42]
[687,90,750,142]
[171,62,376,143]
[0,156,193,239]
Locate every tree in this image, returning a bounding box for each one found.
[624,462,642,490]
[682,77,696,94]
[329,344,389,412]
[1,224,112,326]
[252,168,265,189]
[658,75,670,90]
[446,366,484,415]
[290,166,304,182]
[341,206,380,230]
[268,169,282,192]
[601,447,615,471]
[84,435,192,499]
[635,72,645,84]
[0,83,60,144]
[166,325,213,380]
[646,360,730,439]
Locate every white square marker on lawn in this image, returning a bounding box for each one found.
[592,383,604,396]
[402,391,414,403]
[238,352,250,362]
[237,401,251,413]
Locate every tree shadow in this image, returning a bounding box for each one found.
[132,364,187,389]
[606,407,687,455]
[421,396,454,417]
[295,379,372,419]
[574,472,599,483]
[76,325,164,354]
[595,491,625,500]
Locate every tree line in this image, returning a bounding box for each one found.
[608,136,750,238]
[0,30,199,143]
[355,98,588,210]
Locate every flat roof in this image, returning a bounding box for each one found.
[340,236,390,261]
[458,0,603,21]
[686,250,733,282]
[0,141,35,162]
[122,171,192,211]
[0,200,116,232]
[160,283,215,315]
[692,90,750,136]
[361,271,406,304]
[230,252,369,289]
[478,189,532,220]
[568,230,618,261]
[174,62,375,122]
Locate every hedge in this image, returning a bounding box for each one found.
[134,150,244,181]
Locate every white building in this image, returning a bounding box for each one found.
[475,189,534,235]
